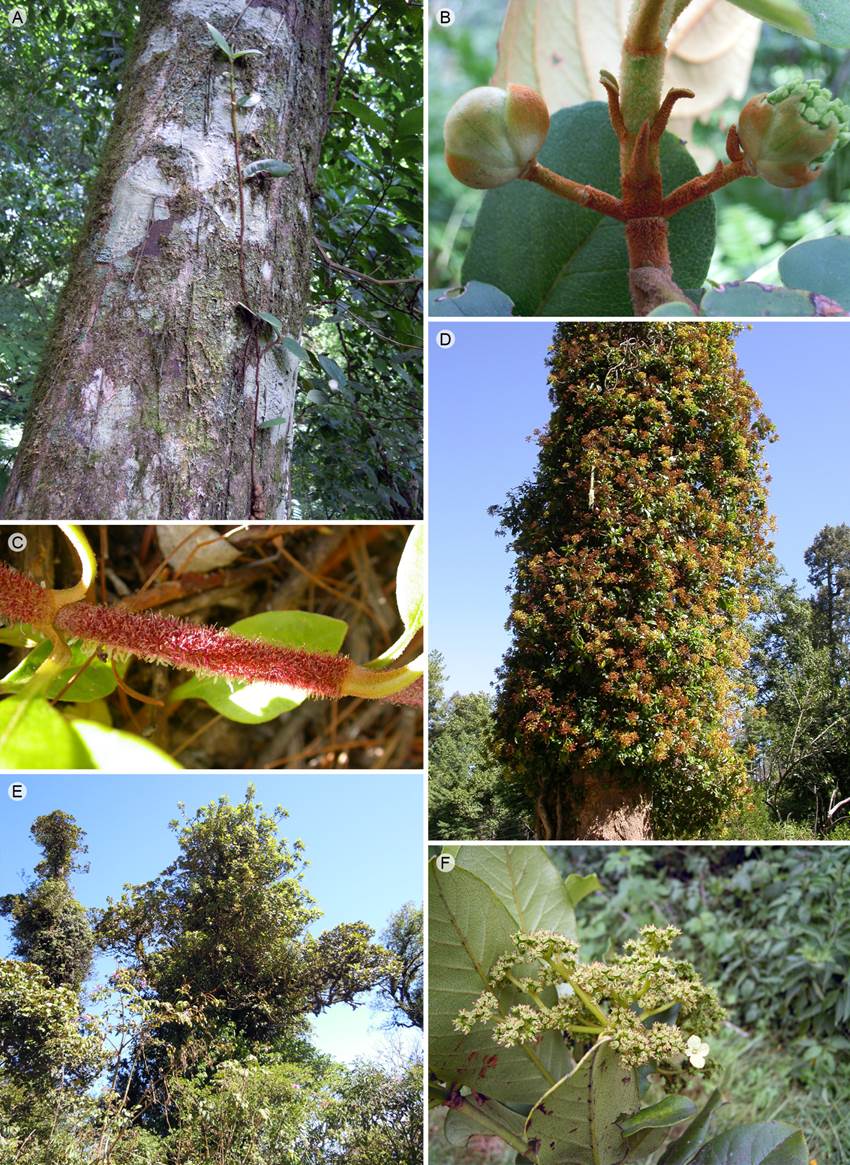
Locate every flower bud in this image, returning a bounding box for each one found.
[444,84,550,189]
[737,81,850,188]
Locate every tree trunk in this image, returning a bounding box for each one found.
[1,0,331,520]
[533,766,653,841]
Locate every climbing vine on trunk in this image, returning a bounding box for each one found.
[490,323,774,840]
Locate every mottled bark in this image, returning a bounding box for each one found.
[2,0,332,519]
[534,767,652,841]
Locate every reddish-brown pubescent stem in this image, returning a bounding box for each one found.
[522,161,627,221]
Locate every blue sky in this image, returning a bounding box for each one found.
[429,321,850,693]
[0,772,423,1062]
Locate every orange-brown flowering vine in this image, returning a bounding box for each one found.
[490,323,775,838]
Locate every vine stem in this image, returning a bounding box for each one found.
[228,58,250,306]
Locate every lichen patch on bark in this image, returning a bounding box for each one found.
[98,157,177,261]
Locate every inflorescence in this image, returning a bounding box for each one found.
[453,925,724,1070]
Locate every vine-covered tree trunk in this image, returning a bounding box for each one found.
[1,0,331,520]
[492,323,774,841]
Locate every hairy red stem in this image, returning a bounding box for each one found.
[0,565,421,707]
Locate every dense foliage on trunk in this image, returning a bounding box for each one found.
[0,811,94,991]
[490,323,774,838]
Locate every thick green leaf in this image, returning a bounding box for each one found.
[649,302,698,317]
[282,335,310,362]
[463,103,714,316]
[429,860,569,1103]
[691,1123,808,1165]
[620,1096,697,1137]
[429,282,514,316]
[701,282,846,316]
[69,719,182,771]
[659,1089,724,1165]
[778,237,850,310]
[0,638,123,702]
[169,611,348,724]
[0,697,92,768]
[564,873,603,908]
[455,846,578,937]
[370,525,424,666]
[205,21,233,58]
[237,92,261,110]
[244,158,293,179]
[725,0,850,47]
[525,1040,638,1165]
[231,49,263,60]
[255,310,283,337]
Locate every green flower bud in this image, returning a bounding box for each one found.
[444,84,550,190]
[737,81,850,189]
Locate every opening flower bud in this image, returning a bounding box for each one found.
[737,81,850,189]
[444,84,550,189]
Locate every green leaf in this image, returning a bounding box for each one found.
[564,872,602,908]
[525,1040,638,1165]
[231,49,263,59]
[396,104,423,137]
[69,720,182,771]
[429,282,514,316]
[724,0,850,47]
[258,415,290,429]
[316,353,348,387]
[205,21,233,58]
[620,1096,697,1137]
[282,335,310,362]
[691,1123,808,1165]
[336,94,386,135]
[778,237,850,310]
[429,859,569,1102]
[462,103,714,316]
[0,638,123,702]
[701,282,847,316]
[169,611,348,724]
[244,158,293,179]
[660,1089,724,1165]
[455,846,578,937]
[255,310,283,338]
[236,92,261,110]
[0,697,92,768]
[444,1096,529,1149]
[649,302,698,317]
[370,525,424,666]
[305,389,328,406]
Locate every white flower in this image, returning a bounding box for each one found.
[686,1035,710,1068]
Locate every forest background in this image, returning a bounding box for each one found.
[0,773,423,1164]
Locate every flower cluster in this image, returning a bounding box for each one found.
[453,925,724,1071]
